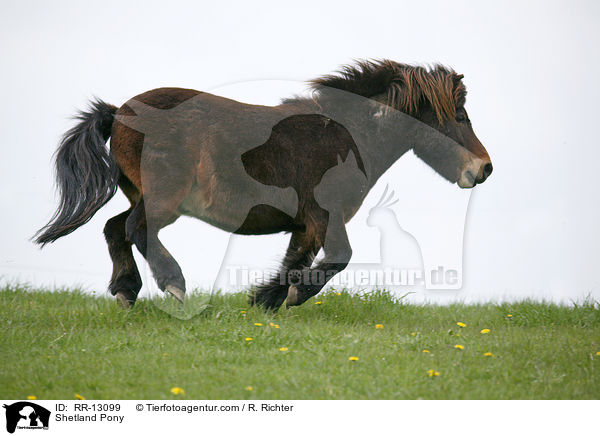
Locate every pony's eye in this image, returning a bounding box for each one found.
[455,113,467,123]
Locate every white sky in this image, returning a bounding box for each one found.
[1,0,599,304]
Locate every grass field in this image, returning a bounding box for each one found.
[1,284,599,400]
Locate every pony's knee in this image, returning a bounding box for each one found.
[326,246,352,267]
[340,247,352,265]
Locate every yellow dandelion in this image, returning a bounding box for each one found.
[483,352,494,357]
[480,329,491,334]
[241,310,247,314]
[254,322,263,326]
[427,369,440,377]
[269,322,275,327]
[456,322,466,328]
[75,393,85,400]
[314,301,322,305]
[411,332,417,336]
[27,395,37,400]
[375,324,384,329]
[506,314,513,318]
[454,344,465,350]
[336,292,342,296]
[245,337,253,341]
[348,356,359,361]
[595,351,600,356]
[245,386,253,391]
[170,387,185,395]
[422,349,430,353]
[273,324,280,329]
[279,347,288,351]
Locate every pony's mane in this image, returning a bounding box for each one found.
[307,59,467,123]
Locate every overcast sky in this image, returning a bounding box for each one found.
[1,0,599,304]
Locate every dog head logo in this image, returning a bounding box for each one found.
[3,402,50,433]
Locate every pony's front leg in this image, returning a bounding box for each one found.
[251,231,317,310]
[286,216,352,307]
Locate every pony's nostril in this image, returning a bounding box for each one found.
[483,163,493,178]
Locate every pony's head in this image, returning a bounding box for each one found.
[311,60,493,188]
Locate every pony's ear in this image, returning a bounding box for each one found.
[453,74,464,84]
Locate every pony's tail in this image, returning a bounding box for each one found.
[34,99,120,246]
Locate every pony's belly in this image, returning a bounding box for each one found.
[177,185,299,234]
[177,186,243,232]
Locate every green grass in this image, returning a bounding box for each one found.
[1,284,599,399]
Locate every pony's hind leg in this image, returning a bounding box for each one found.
[126,198,186,303]
[251,231,318,310]
[104,209,142,308]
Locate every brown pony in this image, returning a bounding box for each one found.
[34,59,492,310]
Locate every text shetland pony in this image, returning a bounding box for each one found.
[35,60,492,310]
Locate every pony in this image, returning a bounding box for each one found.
[34,59,493,310]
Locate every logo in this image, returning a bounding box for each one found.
[3,402,50,433]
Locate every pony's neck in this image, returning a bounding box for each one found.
[306,91,415,188]
[279,90,469,192]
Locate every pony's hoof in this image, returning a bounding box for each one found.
[285,285,299,307]
[166,285,185,303]
[116,291,134,309]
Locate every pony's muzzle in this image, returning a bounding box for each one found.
[481,162,493,181]
[458,159,492,188]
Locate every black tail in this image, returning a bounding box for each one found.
[34,99,119,245]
